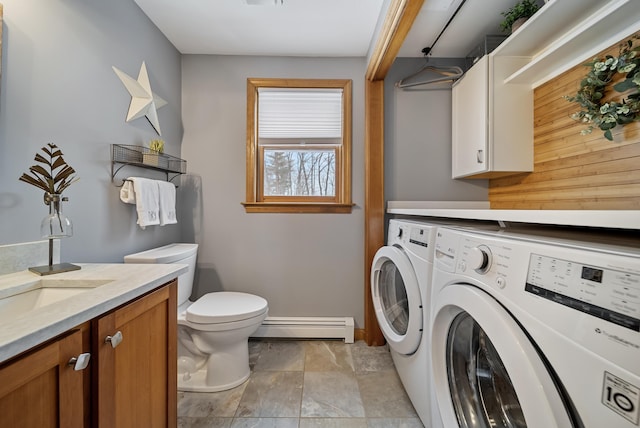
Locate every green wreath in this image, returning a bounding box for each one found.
[565,37,640,141]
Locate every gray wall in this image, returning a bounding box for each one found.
[181,55,366,327]
[0,0,183,263]
[384,57,488,201]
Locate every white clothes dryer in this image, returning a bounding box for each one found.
[430,226,640,428]
[371,218,441,425]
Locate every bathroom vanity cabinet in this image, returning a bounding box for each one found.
[0,279,177,428]
[0,327,88,427]
[93,280,177,427]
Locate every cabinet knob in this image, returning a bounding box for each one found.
[105,331,123,348]
[476,149,484,163]
[68,353,91,371]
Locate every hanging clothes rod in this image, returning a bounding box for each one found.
[422,0,468,57]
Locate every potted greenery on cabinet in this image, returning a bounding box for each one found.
[500,0,540,34]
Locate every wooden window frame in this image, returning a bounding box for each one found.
[243,78,353,214]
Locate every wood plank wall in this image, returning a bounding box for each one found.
[489,33,640,209]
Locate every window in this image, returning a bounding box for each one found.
[244,78,352,213]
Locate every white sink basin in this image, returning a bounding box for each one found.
[0,279,112,323]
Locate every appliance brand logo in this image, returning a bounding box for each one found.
[602,371,640,425]
[595,328,640,349]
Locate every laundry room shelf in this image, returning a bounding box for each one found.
[387,201,640,230]
[493,0,640,87]
[110,144,186,185]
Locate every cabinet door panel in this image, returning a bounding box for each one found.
[95,281,177,428]
[0,329,85,428]
[452,55,489,178]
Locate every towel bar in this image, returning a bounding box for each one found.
[116,177,179,188]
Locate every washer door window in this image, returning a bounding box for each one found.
[431,284,574,428]
[448,312,526,427]
[371,246,423,355]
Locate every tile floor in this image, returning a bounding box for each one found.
[177,339,426,428]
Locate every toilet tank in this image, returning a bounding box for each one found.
[124,243,198,307]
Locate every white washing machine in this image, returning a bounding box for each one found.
[430,226,640,428]
[371,218,441,425]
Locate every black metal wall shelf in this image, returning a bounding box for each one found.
[111,144,186,185]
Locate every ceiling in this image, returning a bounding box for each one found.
[133,0,522,59]
[399,0,519,58]
[133,0,385,57]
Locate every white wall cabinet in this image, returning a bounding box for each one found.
[452,54,532,179]
[450,0,640,180]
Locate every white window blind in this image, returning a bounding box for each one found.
[258,88,343,139]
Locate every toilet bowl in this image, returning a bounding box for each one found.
[177,291,267,391]
[124,243,268,392]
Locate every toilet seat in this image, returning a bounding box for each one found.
[186,291,268,324]
[178,310,268,332]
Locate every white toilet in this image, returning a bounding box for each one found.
[124,243,268,392]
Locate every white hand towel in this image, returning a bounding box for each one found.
[119,180,136,204]
[158,180,177,226]
[130,177,160,229]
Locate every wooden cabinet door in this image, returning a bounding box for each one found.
[94,280,177,428]
[0,329,87,428]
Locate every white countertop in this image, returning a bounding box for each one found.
[0,263,187,364]
[387,201,640,230]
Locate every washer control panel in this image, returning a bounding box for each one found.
[525,254,640,331]
[455,236,511,284]
[388,219,436,260]
[467,245,492,273]
[438,226,640,333]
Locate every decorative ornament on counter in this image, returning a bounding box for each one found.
[564,37,640,141]
[19,143,79,195]
[113,61,167,136]
[19,143,80,275]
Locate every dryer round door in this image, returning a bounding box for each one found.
[431,284,575,428]
[371,245,423,355]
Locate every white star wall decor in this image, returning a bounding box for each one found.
[112,61,167,135]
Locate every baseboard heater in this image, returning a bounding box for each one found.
[252,316,354,343]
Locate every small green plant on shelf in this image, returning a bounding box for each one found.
[564,37,640,141]
[499,0,539,33]
[149,139,165,153]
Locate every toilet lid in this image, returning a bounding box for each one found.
[186,292,268,324]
